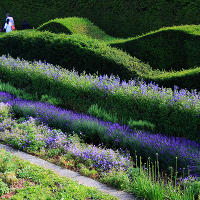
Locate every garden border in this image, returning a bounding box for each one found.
[0,143,136,200]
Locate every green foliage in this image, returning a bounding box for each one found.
[0,80,36,101]
[112,25,200,71]
[0,56,199,141]
[2,171,18,185]
[101,170,131,190]
[11,186,55,200]
[40,94,63,106]
[77,163,85,169]
[0,102,11,122]
[0,179,9,196]
[0,109,198,200]
[0,30,150,81]
[0,151,18,173]
[0,24,200,91]
[146,67,200,92]
[88,104,118,123]
[79,167,91,177]
[183,181,200,200]
[128,119,155,132]
[0,151,115,200]
[79,167,98,178]
[38,17,114,41]
[130,172,166,200]
[1,0,200,38]
[85,159,93,168]
[47,148,61,158]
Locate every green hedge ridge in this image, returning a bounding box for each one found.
[1,30,200,91]
[38,17,114,41]
[1,0,200,37]
[147,67,200,91]
[112,26,200,71]
[0,30,151,81]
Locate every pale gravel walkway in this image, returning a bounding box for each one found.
[0,144,136,200]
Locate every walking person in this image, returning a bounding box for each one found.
[6,13,15,30]
[22,19,31,30]
[4,18,12,33]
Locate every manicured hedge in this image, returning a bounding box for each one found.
[112,25,200,71]
[1,0,200,37]
[38,17,114,41]
[0,30,200,91]
[146,67,200,92]
[0,30,152,81]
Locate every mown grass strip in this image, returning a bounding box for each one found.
[0,148,117,200]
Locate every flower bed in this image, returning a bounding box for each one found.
[0,102,199,200]
[0,148,116,200]
[0,56,199,141]
[0,92,199,175]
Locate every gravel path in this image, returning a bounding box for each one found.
[0,143,136,200]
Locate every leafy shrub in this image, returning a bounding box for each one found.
[0,102,11,122]
[40,94,63,106]
[80,167,91,177]
[0,179,9,196]
[47,148,61,158]
[2,171,18,185]
[101,170,131,190]
[128,119,155,132]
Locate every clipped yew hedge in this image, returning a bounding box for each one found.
[112,27,200,71]
[0,30,152,81]
[1,0,200,37]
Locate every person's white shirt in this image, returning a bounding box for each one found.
[6,17,14,26]
[4,22,12,33]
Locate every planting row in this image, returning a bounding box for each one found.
[0,91,199,176]
[1,29,200,91]
[0,55,199,141]
[0,102,199,200]
[0,149,116,200]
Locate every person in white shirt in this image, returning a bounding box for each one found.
[4,19,12,33]
[6,13,14,27]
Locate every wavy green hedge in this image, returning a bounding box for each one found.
[1,29,200,91]
[0,30,151,81]
[111,25,200,70]
[1,0,200,37]
[38,17,114,41]
[146,67,200,91]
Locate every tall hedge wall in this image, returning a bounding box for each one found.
[0,0,200,37]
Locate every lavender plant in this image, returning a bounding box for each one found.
[65,138,131,172]
[0,56,199,141]
[0,92,199,175]
[0,102,199,200]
